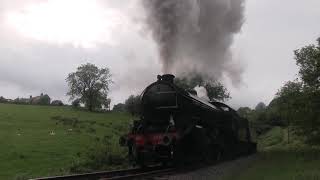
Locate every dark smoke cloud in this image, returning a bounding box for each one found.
[142,0,245,84]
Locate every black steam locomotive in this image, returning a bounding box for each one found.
[120,74,256,166]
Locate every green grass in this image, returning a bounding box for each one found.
[226,126,320,180]
[258,126,284,148]
[0,103,132,180]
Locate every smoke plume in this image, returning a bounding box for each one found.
[142,0,245,84]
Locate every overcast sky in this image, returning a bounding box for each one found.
[0,0,319,109]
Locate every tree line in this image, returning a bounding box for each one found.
[67,63,231,113]
[237,37,320,144]
[21,36,318,144]
[0,93,63,106]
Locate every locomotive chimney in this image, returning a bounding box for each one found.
[161,74,175,83]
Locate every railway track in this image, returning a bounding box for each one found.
[32,166,175,180]
[32,154,257,180]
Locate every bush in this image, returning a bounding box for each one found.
[72,99,81,108]
[0,96,8,103]
[124,95,141,116]
[51,100,64,106]
[112,103,125,112]
[69,135,128,173]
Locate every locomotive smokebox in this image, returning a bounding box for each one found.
[160,74,175,83]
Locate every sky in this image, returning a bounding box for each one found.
[0,0,319,109]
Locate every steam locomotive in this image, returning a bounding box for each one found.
[119,74,256,166]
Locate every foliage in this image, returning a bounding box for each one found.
[66,63,112,111]
[13,98,30,105]
[112,103,126,112]
[225,127,320,180]
[294,38,320,89]
[51,100,64,106]
[237,107,252,119]
[239,38,320,142]
[238,102,278,135]
[1,94,52,106]
[69,134,128,173]
[124,95,141,116]
[103,98,111,111]
[72,99,81,108]
[38,94,51,105]
[264,99,286,126]
[0,96,8,103]
[174,74,230,101]
[204,81,230,102]
[255,102,266,111]
[273,38,320,144]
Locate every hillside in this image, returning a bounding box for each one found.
[226,127,320,180]
[0,103,131,180]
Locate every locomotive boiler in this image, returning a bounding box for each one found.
[120,74,256,166]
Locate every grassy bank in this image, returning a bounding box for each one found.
[226,127,320,180]
[0,103,131,179]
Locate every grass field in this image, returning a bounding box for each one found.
[0,103,132,180]
[2,103,320,180]
[226,127,320,180]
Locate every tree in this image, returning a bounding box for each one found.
[265,98,286,126]
[0,96,8,103]
[174,74,230,102]
[51,100,64,106]
[39,94,51,105]
[255,102,266,111]
[237,107,252,119]
[294,38,320,89]
[272,38,320,143]
[103,98,111,111]
[204,81,230,101]
[291,38,320,143]
[72,99,81,108]
[124,95,141,116]
[113,103,126,112]
[66,63,112,111]
[275,80,305,143]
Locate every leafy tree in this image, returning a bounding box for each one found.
[0,96,8,103]
[51,100,64,106]
[255,102,266,111]
[265,98,286,126]
[39,94,51,105]
[113,103,126,112]
[103,98,111,111]
[273,38,320,143]
[72,99,81,108]
[66,63,112,111]
[204,81,230,101]
[237,107,252,119]
[294,38,320,89]
[124,95,141,116]
[275,80,305,142]
[175,74,230,101]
